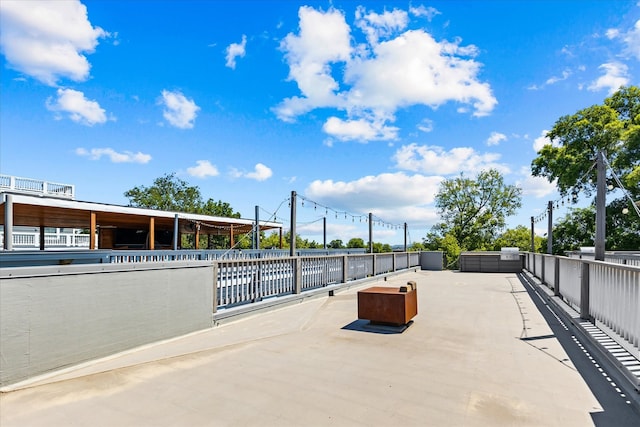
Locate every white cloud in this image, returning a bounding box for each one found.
[588,62,629,95]
[0,0,106,85]
[274,6,496,142]
[275,6,352,121]
[75,147,151,163]
[545,69,571,85]
[246,163,273,181]
[393,143,510,175]
[486,131,507,146]
[230,163,273,181]
[355,6,409,46]
[516,166,556,198]
[159,90,200,129]
[532,129,559,152]
[409,5,441,21]
[607,19,640,60]
[187,160,219,178]
[323,116,398,141]
[225,35,247,69]
[46,88,109,125]
[417,119,433,133]
[305,172,443,227]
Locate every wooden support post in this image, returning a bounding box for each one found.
[149,217,155,250]
[90,212,97,250]
[194,222,200,249]
[230,225,235,248]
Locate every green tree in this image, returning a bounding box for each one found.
[424,233,461,269]
[125,173,241,217]
[409,242,425,251]
[261,231,282,249]
[429,169,522,250]
[549,202,640,254]
[532,86,640,248]
[532,86,640,205]
[124,173,242,249]
[328,239,344,249]
[347,238,366,248]
[492,226,543,252]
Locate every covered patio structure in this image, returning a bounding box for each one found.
[1,193,282,251]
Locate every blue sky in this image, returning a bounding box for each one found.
[1,1,638,246]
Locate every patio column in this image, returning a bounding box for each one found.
[230,225,235,248]
[90,211,97,250]
[173,214,179,250]
[39,227,45,250]
[149,217,155,250]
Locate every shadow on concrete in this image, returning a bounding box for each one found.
[517,274,640,427]
[341,319,413,334]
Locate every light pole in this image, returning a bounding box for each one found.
[595,151,606,261]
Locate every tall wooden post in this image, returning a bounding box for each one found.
[90,211,97,250]
[149,217,155,250]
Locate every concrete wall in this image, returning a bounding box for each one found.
[0,261,215,387]
[420,251,443,271]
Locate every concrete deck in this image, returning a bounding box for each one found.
[1,270,639,426]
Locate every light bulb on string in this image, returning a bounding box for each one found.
[622,207,629,215]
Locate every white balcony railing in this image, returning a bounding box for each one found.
[0,174,75,199]
[0,231,91,249]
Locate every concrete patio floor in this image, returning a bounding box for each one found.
[1,270,639,426]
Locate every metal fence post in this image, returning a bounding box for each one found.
[294,257,302,294]
[342,255,348,283]
[212,262,218,314]
[580,262,590,320]
[372,253,377,276]
[554,257,560,297]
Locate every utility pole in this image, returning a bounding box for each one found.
[595,151,606,261]
[404,222,408,252]
[290,191,296,257]
[255,205,260,250]
[547,201,553,254]
[368,212,373,253]
[323,216,327,249]
[530,216,534,252]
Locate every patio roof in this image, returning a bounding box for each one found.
[1,193,282,237]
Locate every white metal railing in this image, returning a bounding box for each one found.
[215,252,420,308]
[589,263,640,349]
[526,253,640,357]
[557,257,583,312]
[543,255,556,289]
[0,231,90,249]
[0,175,75,199]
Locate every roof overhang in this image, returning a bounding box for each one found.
[0,193,282,236]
